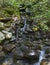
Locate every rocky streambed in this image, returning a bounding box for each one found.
[0,14,50,65]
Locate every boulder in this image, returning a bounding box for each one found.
[2,30,12,39]
[24,50,39,61]
[12,47,24,59]
[3,44,15,52]
[0,51,5,63]
[0,32,5,43]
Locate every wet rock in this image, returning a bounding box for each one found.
[24,50,39,61]
[0,32,5,43]
[3,44,15,52]
[12,47,24,59]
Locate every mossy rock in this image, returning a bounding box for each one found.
[0,32,5,43]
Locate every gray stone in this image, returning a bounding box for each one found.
[12,47,24,59]
[0,32,5,43]
[5,32,12,39]
[24,50,39,61]
[3,44,15,51]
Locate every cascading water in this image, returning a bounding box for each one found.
[17,15,47,65]
[39,49,45,62]
[21,17,27,32]
[33,48,45,65]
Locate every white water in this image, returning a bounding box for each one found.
[33,49,45,65]
[21,17,27,32]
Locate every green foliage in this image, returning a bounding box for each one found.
[0,0,50,32]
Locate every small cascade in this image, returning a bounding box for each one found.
[33,48,46,65]
[21,17,27,32]
[39,49,45,62]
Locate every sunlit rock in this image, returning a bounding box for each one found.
[0,51,5,62]
[5,32,12,39]
[24,50,39,61]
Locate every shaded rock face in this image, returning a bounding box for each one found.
[12,44,39,61]
[3,44,15,52]
[0,51,5,64]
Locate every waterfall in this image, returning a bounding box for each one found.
[39,49,45,62]
[33,48,45,65]
[21,17,27,32]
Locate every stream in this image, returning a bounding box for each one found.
[33,48,45,65]
[19,16,46,65]
[1,15,50,65]
[21,16,27,32]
